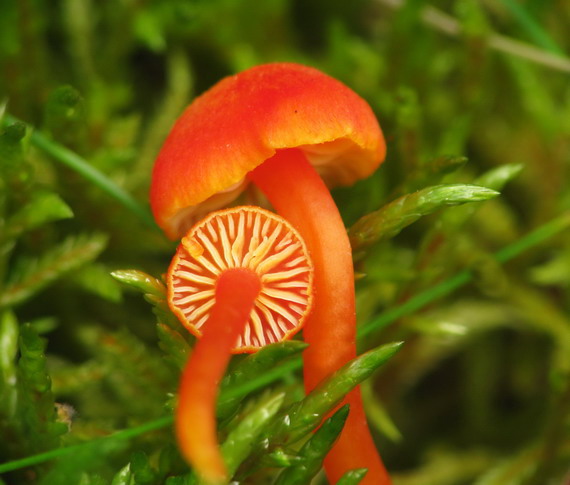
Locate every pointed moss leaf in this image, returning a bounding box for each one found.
[218,341,308,420]
[29,316,58,334]
[265,448,302,467]
[110,464,132,485]
[349,184,500,250]
[264,342,403,446]
[474,164,524,191]
[3,191,73,241]
[336,468,369,485]
[441,164,524,229]
[69,264,123,303]
[273,405,349,485]
[0,311,18,417]
[529,252,570,287]
[111,269,166,298]
[134,9,167,52]
[220,392,285,479]
[0,233,108,309]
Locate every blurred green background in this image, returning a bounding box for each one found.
[1,0,569,484]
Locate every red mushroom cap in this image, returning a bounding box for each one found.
[150,62,385,239]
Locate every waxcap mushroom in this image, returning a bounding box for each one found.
[167,205,314,353]
[151,62,385,239]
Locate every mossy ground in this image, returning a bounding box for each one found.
[1,1,569,484]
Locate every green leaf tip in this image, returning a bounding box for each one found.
[111,269,166,297]
[273,405,350,485]
[343,341,403,375]
[3,191,74,242]
[336,468,369,485]
[475,163,524,190]
[111,464,132,485]
[221,392,286,477]
[349,184,500,250]
[264,341,402,447]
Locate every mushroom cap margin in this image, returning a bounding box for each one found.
[151,62,386,239]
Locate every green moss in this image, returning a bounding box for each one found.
[1,1,570,483]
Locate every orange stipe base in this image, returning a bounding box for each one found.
[167,206,314,353]
[176,268,261,483]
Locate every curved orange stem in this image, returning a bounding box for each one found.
[250,149,391,485]
[176,268,261,483]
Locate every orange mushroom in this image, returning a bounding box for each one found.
[168,206,313,482]
[151,63,389,484]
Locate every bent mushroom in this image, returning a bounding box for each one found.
[168,206,313,482]
[151,63,389,484]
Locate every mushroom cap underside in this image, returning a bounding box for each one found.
[151,62,386,239]
[167,206,314,353]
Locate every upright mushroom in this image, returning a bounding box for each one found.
[168,206,313,482]
[151,63,389,484]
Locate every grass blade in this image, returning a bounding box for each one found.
[1,114,158,230]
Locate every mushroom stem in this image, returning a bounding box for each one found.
[176,268,261,483]
[249,148,391,485]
